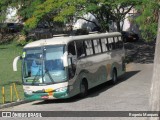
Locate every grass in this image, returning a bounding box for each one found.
[0,42,24,104]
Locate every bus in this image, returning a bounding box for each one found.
[13,32,125,100]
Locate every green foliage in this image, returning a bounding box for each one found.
[17,0,45,21]
[82,0,140,31]
[16,39,33,46]
[0,0,9,22]
[5,0,141,32]
[136,0,159,41]
[23,0,70,30]
[15,0,139,32]
[25,17,39,30]
[0,43,24,104]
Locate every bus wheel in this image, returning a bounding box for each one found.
[111,69,117,84]
[79,80,88,98]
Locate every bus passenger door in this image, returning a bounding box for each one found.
[68,41,77,80]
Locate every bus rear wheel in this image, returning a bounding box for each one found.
[111,69,117,84]
[79,80,88,98]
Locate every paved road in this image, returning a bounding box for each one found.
[1,63,154,120]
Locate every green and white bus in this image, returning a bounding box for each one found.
[13,32,125,100]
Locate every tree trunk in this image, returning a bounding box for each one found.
[149,13,160,120]
[116,21,121,32]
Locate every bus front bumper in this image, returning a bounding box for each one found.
[24,88,69,100]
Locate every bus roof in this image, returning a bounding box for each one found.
[24,32,121,48]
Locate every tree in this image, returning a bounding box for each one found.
[0,0,12,40]
[82,0,140,32]
[136,0,159,41]
[137,1,160,119]
[15,0,140,32]
[109,0,140,32]
[0,0,10,23]
[149,7,160,120]
[24,0,67,30]
[150,13,160,119]
[51,0,140,32]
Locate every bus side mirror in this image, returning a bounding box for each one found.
[13,56,22,71]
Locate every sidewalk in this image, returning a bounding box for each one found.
[0,99,33,109]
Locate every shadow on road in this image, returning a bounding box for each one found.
[33,70,140,105]
[87,70,140,98]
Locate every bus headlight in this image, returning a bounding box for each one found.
[55,87,67,92]
[24,90,33,95]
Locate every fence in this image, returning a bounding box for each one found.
[1,83,22,104]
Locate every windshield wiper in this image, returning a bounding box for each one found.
[32,68,41,85]
[44,69,55,83]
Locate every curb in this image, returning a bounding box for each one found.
[0,100,33,109]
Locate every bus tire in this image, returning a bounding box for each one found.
[111,69,117,84]
[79,79,88,98]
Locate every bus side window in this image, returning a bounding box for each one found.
[100,39,104,52]
[111,37,116,50]
[118,36,123,49]
[93,39,101,54]
[112,37,116,50]
[101,38,108,52]
[68,41,76,55]
[84,40,94,56]
[107,38,112,50]
[114,37,118,49]
[76,41,86,58]
[68,41,76,79]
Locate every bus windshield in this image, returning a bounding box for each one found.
[22,45,67,85]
